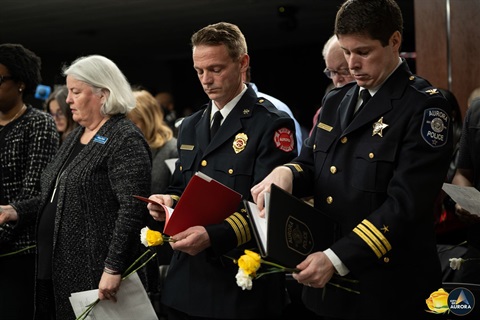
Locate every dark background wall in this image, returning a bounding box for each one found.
[14,0,415,131]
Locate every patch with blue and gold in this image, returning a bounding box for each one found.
[421,108,449,147]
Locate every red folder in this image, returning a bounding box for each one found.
[134,172,242,235]
[163,172,242,236]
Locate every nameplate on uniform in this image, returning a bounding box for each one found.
[317,122,333,132]
[180,144,195,150]
[93,135,108,144]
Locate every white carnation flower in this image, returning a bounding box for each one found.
[235,268,253,290]
[449,257,465,270]
[140,226,149,247]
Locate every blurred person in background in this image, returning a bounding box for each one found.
[130,89,178,194]
[129,89,179,316]
[310,35,355,135]
[45,85,78,143]
[155,91,178,134]
[244,66,303,154]
[450,93,480,285]
[0,43,59,320]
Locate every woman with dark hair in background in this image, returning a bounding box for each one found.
[0,43,59,319]
[45,85,78,143]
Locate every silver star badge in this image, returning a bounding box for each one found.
[372,117,389,137]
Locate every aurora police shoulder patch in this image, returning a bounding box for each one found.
[421,108,449,147]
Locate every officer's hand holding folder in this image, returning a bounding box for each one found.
[135,172,242,236]
[244,184,335,269]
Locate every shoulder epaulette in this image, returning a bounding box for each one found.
[256,97,276,110]
[408,75,441,96]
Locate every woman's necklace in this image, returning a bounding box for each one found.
[0,104,26,132]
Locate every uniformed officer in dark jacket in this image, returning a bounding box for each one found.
[252,1,453,319]
[148,22,297,319]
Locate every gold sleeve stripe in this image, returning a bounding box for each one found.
[230,214,247,244]
[361,219,392,251]
[233,212,251,244]
[356,224,387,256]
[170,195,180,202]
[284,163,303,172]
[353,228,382,258]
[225,212,251,245]
[225,217,242,246]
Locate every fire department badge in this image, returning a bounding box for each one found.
[274,128,294,152]
[233,133,248,154]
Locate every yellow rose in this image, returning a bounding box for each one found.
[244,250,261,261]
[147,229,164,246]
[237,250,261,276]
[426,288,449,314]
[140,227,165,247]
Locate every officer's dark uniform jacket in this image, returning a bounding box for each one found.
[286,61,453,319]
[161,85,297,319]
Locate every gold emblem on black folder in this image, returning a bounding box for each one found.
[285,215,314,255]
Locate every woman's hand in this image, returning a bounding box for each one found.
[0,205,18,224]
[98,271,122,302]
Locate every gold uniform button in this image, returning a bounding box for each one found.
[179,165,183,171]
[201,160,207,167]
[340,136,348,144]
[384,257,390,263]
[313,144,316,150]
[369,153,374,159]
[330,166,337,174]
[258,99,265,103]
[326,196,333,204]
[228,169,234,174]
[409,76,415,81]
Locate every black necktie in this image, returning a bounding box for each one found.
[356,89,371,115]
[210,111,223,140]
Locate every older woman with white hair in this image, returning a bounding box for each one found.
[2,55,152,319]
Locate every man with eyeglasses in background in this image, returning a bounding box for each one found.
[310,35,355,134]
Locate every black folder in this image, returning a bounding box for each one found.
[244,184,336,268]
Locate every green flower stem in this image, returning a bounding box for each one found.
[123,248,152,276]
[437,240,468,254]
[0,244,36,258]
[256,268,289,279]
[260,259,298,273]
[327,281,360,294]
[76,299,99,320]
[331,274,359,283]
[122,251,157,280]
